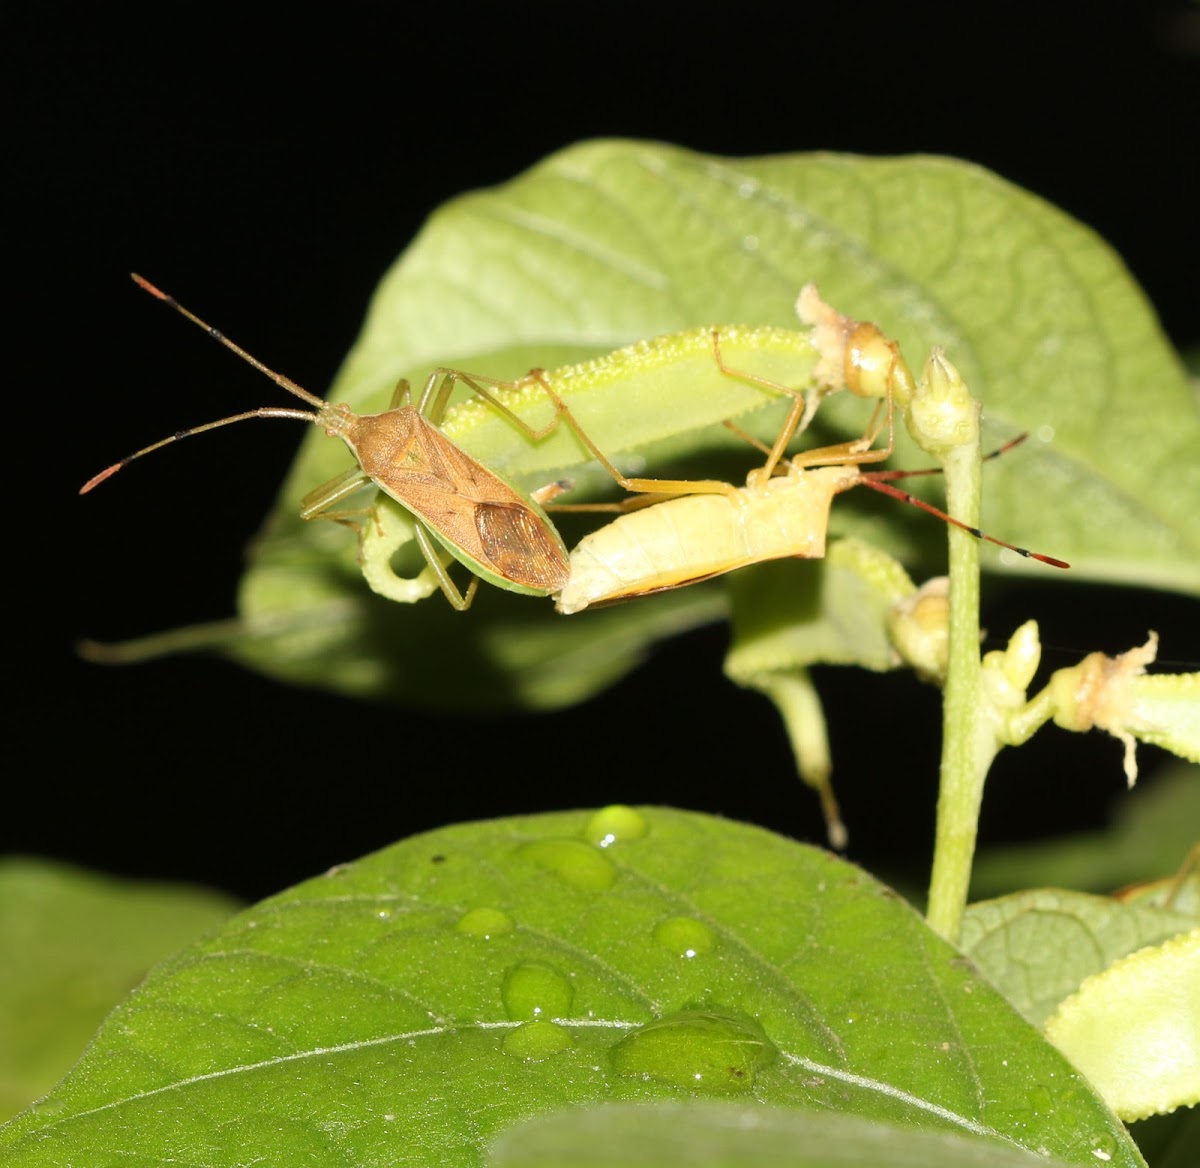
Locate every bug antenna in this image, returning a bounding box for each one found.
[130,274,329,411]
[861,471,1069,568]
[81,276,337,494]
[856,433,1068,568]
[79,405,323,494]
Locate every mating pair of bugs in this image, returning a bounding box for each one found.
[81,276,1067,614]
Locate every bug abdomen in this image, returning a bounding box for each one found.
[557,466,855,613]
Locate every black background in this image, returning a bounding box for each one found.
[12,4,1198,901]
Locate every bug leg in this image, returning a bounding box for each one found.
[386,378,414,410]
[539,476,647,512]
[412,522,477,611]
[419,366,741,501]
[546,492,673,515]
[711,329,812,477]
[522,369,741,500]
[299,466,373,516]
[530,479,574,505]
[299,466,377,523]
[791,370,897,471]
[295,466,380,547]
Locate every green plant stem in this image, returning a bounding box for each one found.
[925,431,998,942]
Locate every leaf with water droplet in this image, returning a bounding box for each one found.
[609,1008,776,1095]
[456,907,516,940]
[0,809,1141,1166]
[653,917,716,960]
[502,961,573,1021]
[502,1021,575,1063]
[584,805,649,849]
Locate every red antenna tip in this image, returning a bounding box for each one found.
[80,463,122,494]
[130,272,168,300]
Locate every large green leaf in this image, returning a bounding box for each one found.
[0,859,238,1121]
[115,142,1196,707]
[0,809,1140,1167]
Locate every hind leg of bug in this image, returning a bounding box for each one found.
[415,367,744,504]
[412,522,479,611]
[552,329,817,514]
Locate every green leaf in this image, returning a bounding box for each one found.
[0,809,1139,1167]
[488,1102,1079,1167]
[960,888,1197,1028]
[99,143,1196,708]
[0,858,239,1121]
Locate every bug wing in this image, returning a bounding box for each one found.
[474,501,570,591]
[361,415,569,592]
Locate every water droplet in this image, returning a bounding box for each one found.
[516,838,616,892]
[376,908,392,920]
[30,1096,66,1115]
[455,907,514,939]
[738,179,760,197]
[609,1008,776,1095]
[582,805,648,848]
[1036,424,1055,444]
[742,234,759,252]
[1090,1133,1116,1161]
[503,1020,574,1061]
[502,960,574,1021]
[654,916,715,959]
